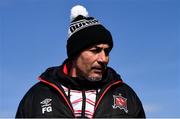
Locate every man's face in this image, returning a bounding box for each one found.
[74,43,111,81]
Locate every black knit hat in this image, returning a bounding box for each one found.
[67,5,113,59]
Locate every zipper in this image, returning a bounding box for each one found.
[38,77,75,117]
[81,89,86,118]
[92,80,122,118]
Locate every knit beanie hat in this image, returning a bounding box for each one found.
[66,5,113,59]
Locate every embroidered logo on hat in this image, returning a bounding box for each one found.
[68,19,100,37]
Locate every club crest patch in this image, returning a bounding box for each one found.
[112,94,128,113]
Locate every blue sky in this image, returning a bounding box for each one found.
[0,0,180,118]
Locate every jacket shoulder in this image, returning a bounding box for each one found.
[22,82,54,100]
[16,82,56,117]
[114,82,145,117]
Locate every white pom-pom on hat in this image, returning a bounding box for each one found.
[70,5,89,20]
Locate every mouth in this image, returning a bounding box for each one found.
[91,67,104,73]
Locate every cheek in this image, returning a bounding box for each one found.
[77,54,95,71]
[81,56,93,68]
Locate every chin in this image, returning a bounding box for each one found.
[87,74,102,81]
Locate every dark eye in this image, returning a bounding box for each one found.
[90,48,101,53]
[104,48,111,56]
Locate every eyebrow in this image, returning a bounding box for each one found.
[94,46,101,49]
[93,46,110,49]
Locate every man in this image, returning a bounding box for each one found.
[16,5,145,118]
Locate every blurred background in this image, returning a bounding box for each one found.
[0,0,180,118]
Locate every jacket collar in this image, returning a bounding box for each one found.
[39,59,122,90]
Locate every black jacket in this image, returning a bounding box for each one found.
[16,62,145,118]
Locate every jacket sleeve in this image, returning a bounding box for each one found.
[15,83,42,118]
[15,82,61,118]
[133,90,146,118]
[137,108,146,118]
[123,83,146,118]
[15,90,34,118]
[136,97,146,118]
[15,97,26,118]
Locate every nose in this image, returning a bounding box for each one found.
[97,50,109,64]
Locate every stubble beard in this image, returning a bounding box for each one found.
[79,72,102,82]
[76,68,102,82]
[87,75,102,82]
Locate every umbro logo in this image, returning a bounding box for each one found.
[40,98,52,114]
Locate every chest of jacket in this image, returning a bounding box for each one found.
[33,81,140,118]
